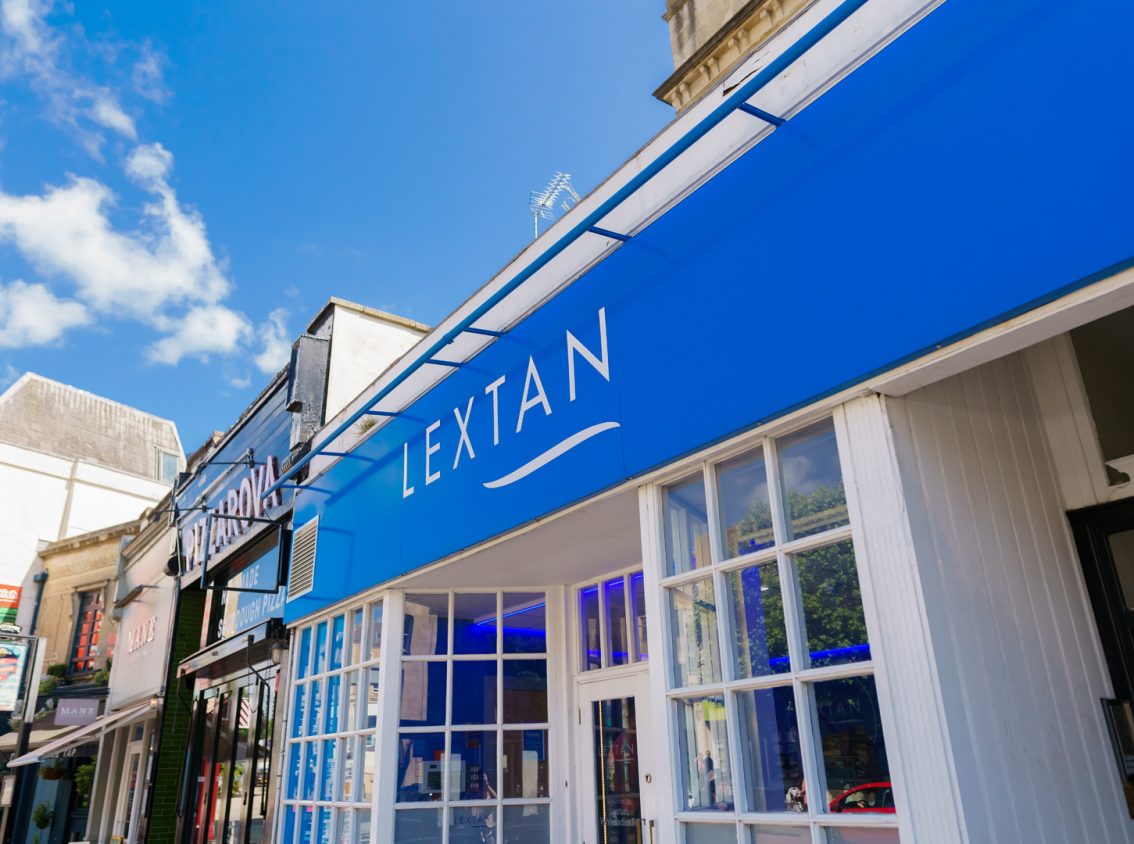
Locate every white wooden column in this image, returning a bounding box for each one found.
[834,396,968,843]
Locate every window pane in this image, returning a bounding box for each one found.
[747,827,811,844]
[454,593,498,654]
[354,809,371,844]
[684,824,737,844]
[349,608,364,666]
[325,675,341,734]
[630,572,648,662]
[344,671,359,732]
[604,577,629,666]
[450,731,498,800]
[298,806,312,843]
[664,473,711,576]
[778,419,847,540]
[368,602,383,661]
[361,735,376,801]
[297,627,313,680]
[338,735,355,801]
[336,809,352,844]
[281,805,296,844]
[308,680,324,736]
[320,739,336,800]
[502,804,548,844]
[313,620,329,675]
[502,660,547,724]
[580,585,601,671]
[726,562,789,678]
[395,733,446,803]
[292,685,306,738]
[450,806,497,844]
[736,686,803,812]
[795,541,870,668]
[825,829,898,844]
[718,447,774,560]
[365,667,380,730]
[286,743,301,799]
[451,661,497,725]
[394,809,442,842]
[675,695,734,811]
[814,676,892,813]
[329,615,345,671]
[400,662,447,727]
[502,729,549,798]
[302,742,317,801]
[316,807,332,844]
[404,595,449,655]
[502,593,546,653]
[669,578,721,687]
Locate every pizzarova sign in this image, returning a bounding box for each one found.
[176,382,292,579]
[180,455,283,574]
[288,0,1134,622]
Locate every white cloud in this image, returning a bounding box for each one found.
[147,304,251,365]
[0,0,138,156]
[0,362,18,388]
[89,91,136,139]
[254,308,291,374]
[0,1,286,377]
[0,162,230,319]
[0,278,89,346]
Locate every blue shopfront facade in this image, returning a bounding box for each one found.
[275,1,1134,843]
[285,0,1134,623]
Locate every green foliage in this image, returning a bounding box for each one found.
[92,667,110,685]
[730,482,866,672]
[37,675,59,696]
[45,664,66,678]
[31,802,53,830]
[73,761,95,798]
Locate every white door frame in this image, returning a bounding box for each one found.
[575,669,659,844]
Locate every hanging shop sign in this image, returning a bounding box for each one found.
[286,0,1134,622]
[0,641,27,711]
[175,383,292,583]
[56,698,100,726]
[0,587,20,626]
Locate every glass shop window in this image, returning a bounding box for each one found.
[577,569,648,672]
[69,589,104,673]
[279,599,382,844]
[396,591,550,844]
[658,418,897,843]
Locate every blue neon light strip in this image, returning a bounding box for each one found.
[264,0,871,498]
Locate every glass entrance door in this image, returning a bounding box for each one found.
[578,673,657,844]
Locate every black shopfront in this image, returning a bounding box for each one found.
[166,372,300,844]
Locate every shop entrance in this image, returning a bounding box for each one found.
[1071,499,1134,701]
[577,672,658,844]
[185,671,277,844]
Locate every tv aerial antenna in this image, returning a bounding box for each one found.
[529,171,580,239]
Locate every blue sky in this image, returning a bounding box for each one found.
[0,1,674,451]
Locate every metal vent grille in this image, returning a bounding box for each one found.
[287,517,319,600]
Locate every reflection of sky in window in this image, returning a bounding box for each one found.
[779,421,841,496]
[718,449,769,523]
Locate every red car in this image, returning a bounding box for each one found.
[828,782,896,814]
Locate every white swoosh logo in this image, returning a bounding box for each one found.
[483,422,620,489]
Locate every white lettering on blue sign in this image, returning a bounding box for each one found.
[401,307,615,495]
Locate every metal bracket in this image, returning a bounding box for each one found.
[588,226,631,242]
[737,102,786,126]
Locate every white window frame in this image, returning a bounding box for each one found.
[572,565,649,674]
[643,413,901,844]
[279,596,388,843]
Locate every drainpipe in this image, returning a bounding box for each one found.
[27,571,47,636]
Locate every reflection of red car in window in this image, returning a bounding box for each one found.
[829,782,896,813]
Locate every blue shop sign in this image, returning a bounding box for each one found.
[177,381,292,584]
[286,0,1134,622]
